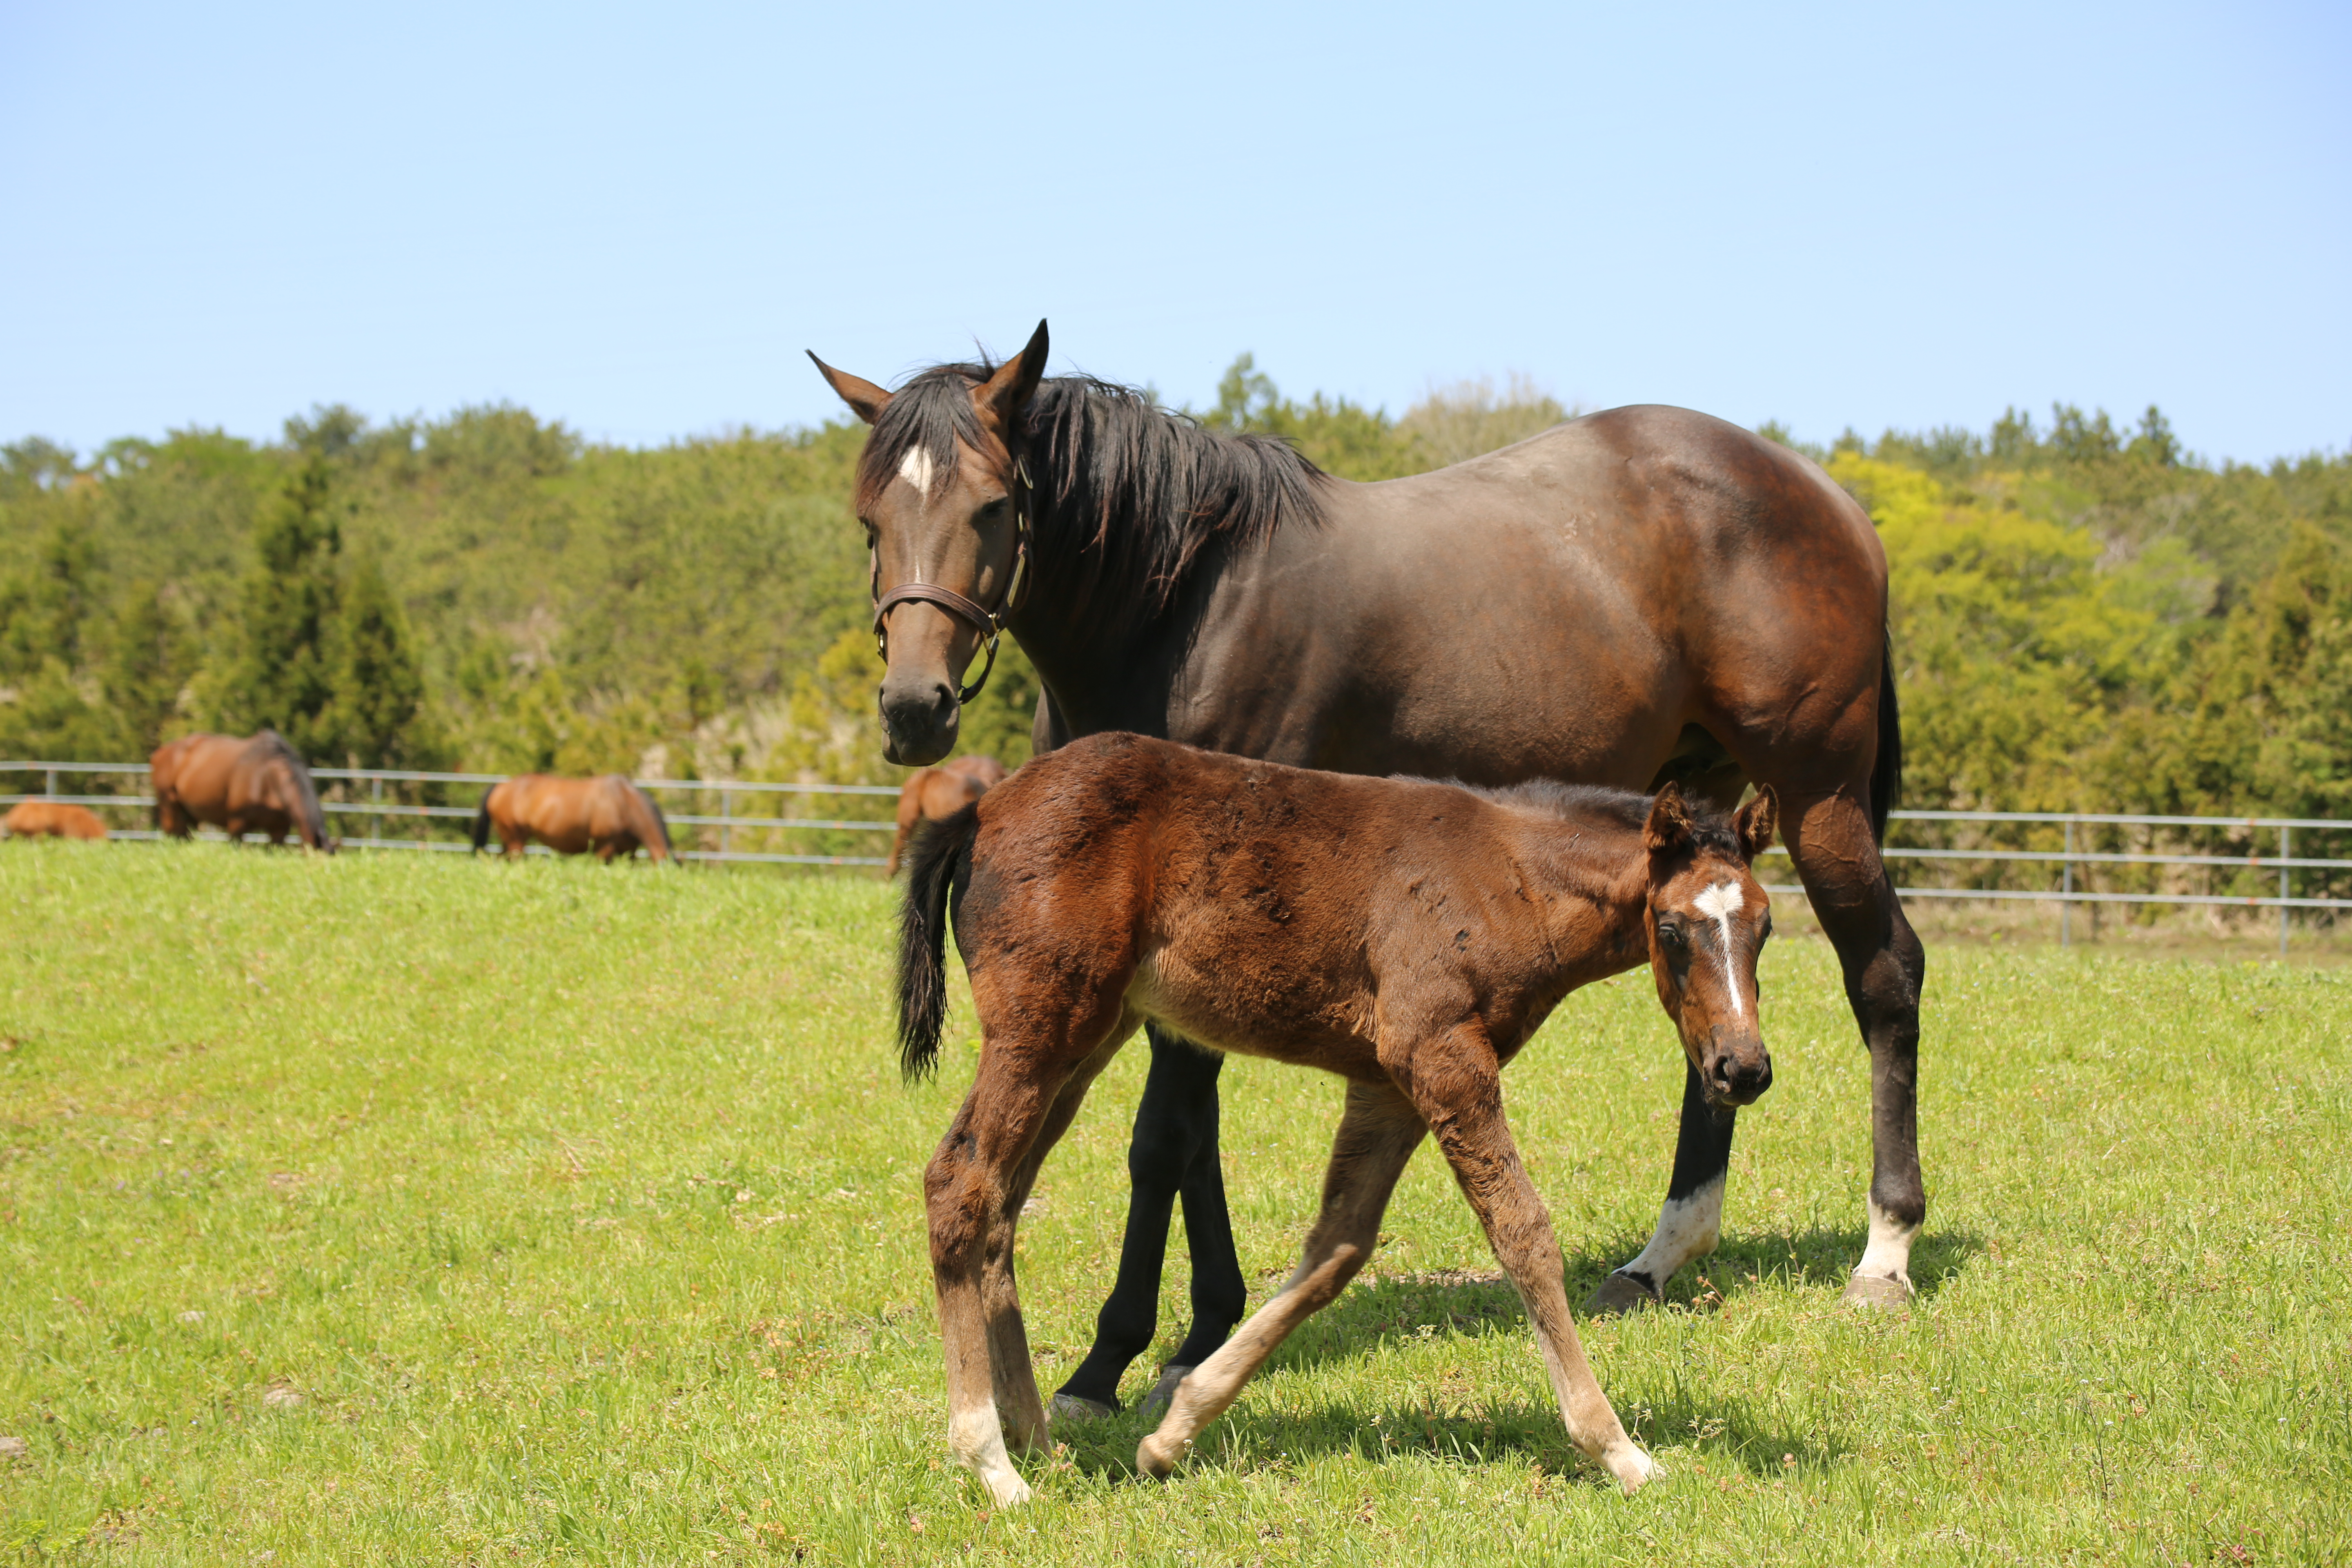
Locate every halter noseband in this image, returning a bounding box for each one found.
[872,451,1034,705]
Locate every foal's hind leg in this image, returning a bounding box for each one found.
[1786,786,1928,1306]
[1403,1031,1658,1492]
[1137,1080,1425,1478]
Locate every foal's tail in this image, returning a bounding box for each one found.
[470,784,497,853]
[896,801,980,1082]
[1869,624,1902,846]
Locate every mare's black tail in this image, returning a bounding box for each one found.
[1869,624,1902,845]
[470,785,497,853]
[896,802,980,1082]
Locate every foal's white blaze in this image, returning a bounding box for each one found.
[898,446,935,500]
[1693,880,1747,1017]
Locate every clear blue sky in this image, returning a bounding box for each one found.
[4,2,2345,464]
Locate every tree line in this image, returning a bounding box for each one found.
[3,365,2348,820]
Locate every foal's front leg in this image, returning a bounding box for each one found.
[1406,1034,1658,1492]
[1138,1080,1426,1477]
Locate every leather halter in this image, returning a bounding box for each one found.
[872,452,1033,704]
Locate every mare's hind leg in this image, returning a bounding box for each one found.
[1588,1063,1737,1313]
[1786,786,1927,1306]
[1137,1080,1425,1478]
[1403,1027,1657,1492]
[1052,1027,1243,1419]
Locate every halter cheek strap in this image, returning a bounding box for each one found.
[872,454,1034,705]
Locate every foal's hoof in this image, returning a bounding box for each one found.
[1608,1444,1665,1494]
[1049,1392,1117,1424]
[1581,1272,1660,1317]
[1136,1430,1185,1479]
[1138,1364,1194,1419]
[1841,1269,1914,1310]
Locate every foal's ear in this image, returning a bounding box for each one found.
[1644,782,1696,855]
[974,319,1049,433]
[1735,786,1779,862]
[807,352,893,425]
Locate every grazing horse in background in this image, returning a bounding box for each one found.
[813,322,1926,1421]
[150,731,333,851]
[896,733,1779,1504]
[471,774,673,863]
[1,801,110,840]
[886,754,1009,874]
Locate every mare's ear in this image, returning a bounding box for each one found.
[973,319,1049,434]
[807,352,892,425]
[1644,782,1695,855]
[1735,786,1779,862]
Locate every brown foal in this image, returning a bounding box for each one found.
[885,754,1007,874]
[896,733,1778,1506]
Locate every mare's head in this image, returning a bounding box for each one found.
[809,323,1049,765]
[1642,784,1778,1108]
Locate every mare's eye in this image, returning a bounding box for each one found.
[977,497,1009,523]
[1656,920,1688,952]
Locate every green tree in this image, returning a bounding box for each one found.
[99,579,192,758]
[321,550,437,768]
[217,454,342,755]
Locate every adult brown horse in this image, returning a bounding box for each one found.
[896,733,1779,1504]
[150,731,333,850]
[1,801,110,840]
[470,774,673,862]
[812,322,1925,1419]
[885,754,1009,874]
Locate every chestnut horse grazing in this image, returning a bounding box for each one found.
[817,323,1924,1421]
[2,801,109,840]
[470,774,672,862]
[886,754,1008,873]
[150,732,332,850]
[896,733,1778,1506]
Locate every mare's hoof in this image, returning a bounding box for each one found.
[1135,1430,1185,1479]
[1049,1392,1116,1424]
[1841,1270,1914,1310]
[1581,1272,1659,1317]
[1138,1364,1194,1419]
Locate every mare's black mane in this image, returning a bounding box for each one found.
[855,360,1329,632]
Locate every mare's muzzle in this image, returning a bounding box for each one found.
[880,666,961,767]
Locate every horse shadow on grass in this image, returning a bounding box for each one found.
[1051,1221,1982,1490]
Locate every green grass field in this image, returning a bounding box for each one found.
[2,844,2348,1565]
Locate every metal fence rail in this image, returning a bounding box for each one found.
[7,760,2349,941]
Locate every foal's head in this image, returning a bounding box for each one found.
[1643,785,1779,1108]
[808,323,1049,765]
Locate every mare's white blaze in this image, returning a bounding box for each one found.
[1619,1175,1725,1292]
[1693,880,1747,1017]
[898,446,935,501]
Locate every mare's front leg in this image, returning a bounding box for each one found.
[1587,1062,1736,1313]
[1051,1026,1242,1418]
[1138,1079,1425,1477]
[1403,1026,1657,1492]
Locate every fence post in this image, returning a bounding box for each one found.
[372,775,383,849]
[722,788,733,860]
[2061,819,2074,948]
[45,768,57,798]
[2280,824,2291,959]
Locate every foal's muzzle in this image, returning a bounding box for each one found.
[1704,1041,1774,1108]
